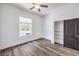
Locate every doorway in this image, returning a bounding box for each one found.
[54,20,64,44]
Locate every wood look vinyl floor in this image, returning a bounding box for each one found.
[0,38,79,56]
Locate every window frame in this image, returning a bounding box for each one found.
[19,16,32,37]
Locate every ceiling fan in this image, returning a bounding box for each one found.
[30,3,48,12]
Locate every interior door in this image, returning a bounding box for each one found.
[75,19,79,50]
[64,20,76,49]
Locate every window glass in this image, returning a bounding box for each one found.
[19,17,32,37]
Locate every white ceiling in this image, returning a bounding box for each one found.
[12,3,67,16]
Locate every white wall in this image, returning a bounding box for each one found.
[0,4,2,45]
[42,3,79,43]
[42,14,54,43]
[0,4,43,50]
[54,21,64,44]
[49,3,79,21]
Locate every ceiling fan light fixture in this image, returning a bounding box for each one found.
[30,3,48,12]
[34,5,40,9]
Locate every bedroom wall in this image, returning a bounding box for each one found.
[0,4,2,45]
[42,14,54,43]
[0,4,43,50]
[49,3,79,21]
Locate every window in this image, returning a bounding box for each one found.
[19,16,32,37]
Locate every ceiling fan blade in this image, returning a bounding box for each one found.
[38,8,41,12]
[40,5,48,7]
[30,7,35,10]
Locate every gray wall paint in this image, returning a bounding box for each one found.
[42,14,54,43]
[0,5,1,44]
[49,4,79,21]
[0,4,3,45]
[0,4,42,50]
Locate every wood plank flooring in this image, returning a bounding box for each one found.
[0,38,79,56]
